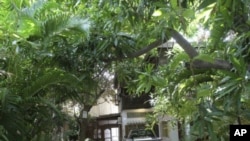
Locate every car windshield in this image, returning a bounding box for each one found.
[129,129,154,138]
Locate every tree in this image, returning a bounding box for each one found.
[116,0,250,140]
[0,0,97,140]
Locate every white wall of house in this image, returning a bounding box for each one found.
[121,108,153,138]
[88,95,179,141]
[158,116,179,141]
[121,108,179,141]
[89,95,119,117]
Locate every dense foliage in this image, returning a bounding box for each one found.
[0,0,250,141]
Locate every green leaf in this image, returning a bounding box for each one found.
[170,0,178,9]
[17,16,40,37]
[229,56,246,74]
[230,56,241,70]
[169,52,189,70]
[215,81,238,99]
[152,75,166,87]
[197,89,210,98]
[22,69,82,96]
[183,9,195,19]
[114,38,118,46]
[193,54,215,63]
[198,0,216,10]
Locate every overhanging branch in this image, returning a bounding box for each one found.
[103,39,166,62]
[103,28,233,71]
[170,29,232,70]
[191,59,232,70]
[170,29,198,58]
[126,39,166,58]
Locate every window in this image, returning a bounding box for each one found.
[94,129,102,139]
[104,128,119,141]
[104,129,111,141]
[162,121,169,137]
[111,127,119,141]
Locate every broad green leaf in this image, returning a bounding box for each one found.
[17,16,40,37]
[215,81,238,99]
[152,75,166,87]
[169,52,189,70]
[230,56,241,71]
[183,9,195,19]
[170,0,178,9]
[198,0,216,10]
[197,89,211,98]
[193,54,215,63]
[22,69,82,96]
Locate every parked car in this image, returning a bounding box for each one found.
[124,129,162,141]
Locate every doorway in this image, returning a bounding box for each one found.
[104,127,119,141]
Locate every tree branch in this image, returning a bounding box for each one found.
[126,39,166,58]
[191,59,232,70]
[103,28,233,71]
[170,29,232,70]
[103,39,166,62]
[170,29,199,58]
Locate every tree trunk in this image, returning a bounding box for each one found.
[76,107,91,141]
[178,119,185,141]
[78,118,87,141]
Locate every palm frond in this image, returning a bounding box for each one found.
[0,125,9,141]
[21,0,47,17]
[17,15,41,38]
[0,112,26,140]
[0,0,23,10]
[39,97,62,117]
[42,14,90,37]
[0,89,26,140]
[31,132,52,141]
[0,88,20,112]
[16,0,90,39]
[22,68,83,97]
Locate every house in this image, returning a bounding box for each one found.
[88,94,121,140]
[117,86,157,138]
[115,81,179,141]
[88,42,179,141]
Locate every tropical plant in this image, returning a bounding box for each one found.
[126,0,250,140]
[0,0,95,140]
